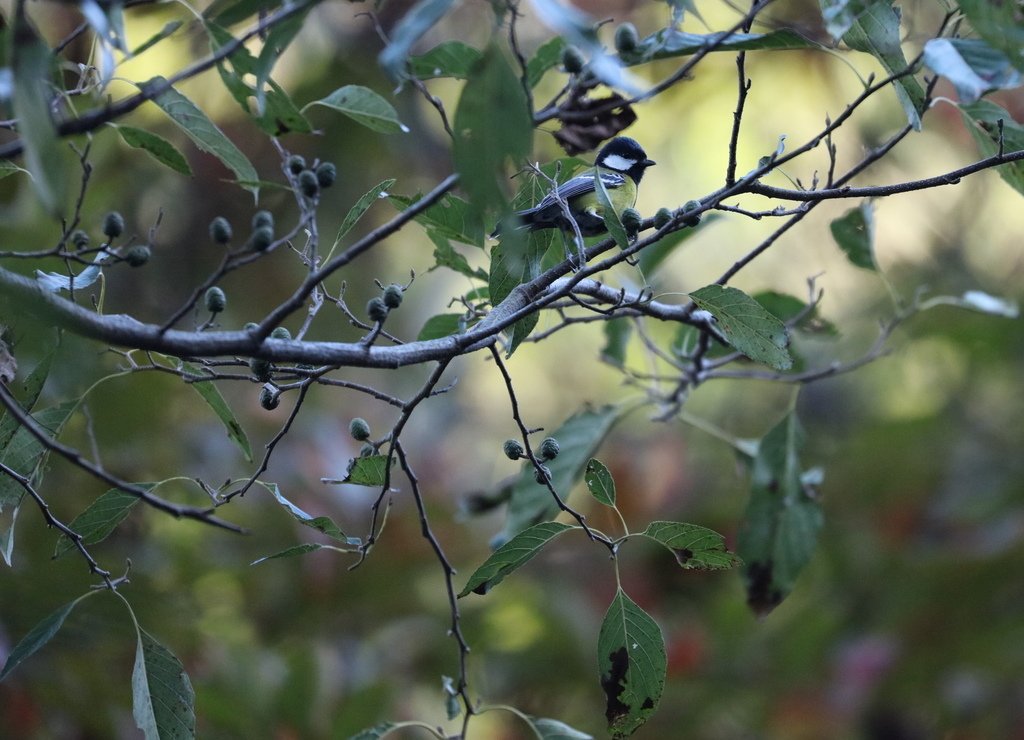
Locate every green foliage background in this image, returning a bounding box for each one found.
[1,1,1023,737]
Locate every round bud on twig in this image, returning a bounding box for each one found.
[367,297,389,323]
[249,357,272,382]
[103,211,125,239]
[383,284,404,309]
[349,417,371,441]
[503,439,524,460]
[298,169,319,198]
[539,437,560,461]
[561,45,585,74]
[249,225,274,252]
[124,244,151,267]
[654,207,672,229]
[209,216,232,245]
[615,23,639,54]
[270,326,291,340]
[259,385,280,410]
[287,155,306,175]
[620,207,642,238]
[204,286,226,313]
[252,210,274,231]
[316,162,337,188]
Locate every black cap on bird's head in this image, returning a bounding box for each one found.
[595,137,656,183]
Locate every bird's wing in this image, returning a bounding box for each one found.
[533,170,626,212]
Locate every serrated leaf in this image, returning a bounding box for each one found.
[0,592,97,681]
[830,201,875,270]
[132,628,196,740]
[251,543,326,565]
[597,588,666,738]
[181,362,252,462]
[53,488,144,558]
[736,410,823,616]
[502,405,622,539]
[584,458,616,507]
[839,0,925,130]
[378,0,457,81]
[335,179,396,244]
[304,85,407,134]
[113,125,192,175]
[639,521,741,570]
[688,285,792,370]
[594,174,630,250]
[417,313,468,341]
[147,76,258,195]
[961,100,1024,196]
[453,42,533,221]
[261,482,358,544]
[459,521,575,596]
[408,40,481,80]
[527,36,567,87]
[527,716,594,739]
[340,454,391,487]
[923,38,1021,104]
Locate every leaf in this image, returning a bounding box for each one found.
[251,543,327,565]
[830,201,875,270]
[956,0,1024,73]
[348,723,399,740]
[501,405,622,539]
[131,20,183,57]
[594,174,631,250]
[261,482,359,545]
[35,250,115,292]
[340,454,391,487]
[12,12,66,214]
[181,362,252,462]
[304,85,408,134]
[53,488,145,558]
[132,628,196,740]
[597,588,666,738]
[600,318,631,367]
[459,521,575,597]
[408,41,481,80]
[389,193,485,247]
[527,36,567,88]
[736,410,823,616]
[452,42,533,221]
[637,213,718,278]
[527,716,594,739]
[839,0,926,130]
[0,401,78,517]
[688,285,792,370]
[253,11,308,115]
[923,38,1021,104]
[417,313,468,341]
[0,159,27,180]
[335,179,396,243]
[584,458,616,507]
[819,0,872,41]
[113,125,192,175]
[753,291,837,336]
[378,0,457,81]
[961,100,1024,196]
[919,290,1020,318]
[147,77,258,195]
[623,27,819,65]
[638,521,741,570]
[0,592,97,681]
[429,233,487,280]
[489,229,549,356]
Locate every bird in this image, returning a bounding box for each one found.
[497,136,656,239]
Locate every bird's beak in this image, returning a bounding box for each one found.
[644,158,657,167]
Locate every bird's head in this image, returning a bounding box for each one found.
[595,137,656,183]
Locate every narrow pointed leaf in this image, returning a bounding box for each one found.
[378,0,456,80]
[181,362,252,462]
[527,716,594,739]
[639,521,741,570]
[251,543,328,565]
[304,85,407,134]
[113,125,192,175]
[408,41,481,80]
[597,588,666,738]
[459,521,575,597]
[132,628,196,740]
[584,458,616,507]
[335,179,396,243]
[0,592,96,681]
[261,483,358,544]
[53,488,145,558]
[688,285,792,370]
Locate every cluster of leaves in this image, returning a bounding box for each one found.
[0,0,1022,737]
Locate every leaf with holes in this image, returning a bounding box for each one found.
[584,459,616,507]
[639,521,740,570]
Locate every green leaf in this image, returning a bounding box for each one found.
[53,488,144,558]
[0,159,27,180]
[736,410,823,616]
[417,313,468,341]
[597,588,666,738]
[637,213,718,278]
[688,285,792,370]
[501,405,622,539]
[489,229,549,356]
[408,41,481,80]
[452,42,533,221]
[600,318,631,367]
[335,179,397,243]
[304,85,408,134]
[147,77,259,195]
[622,27,819,65]
[0,347,54,454]
[132,628,196,740]
[830,201,875,270]
[752,291,837,335]
[459,521,575,597]
[340,454,391,487]
[961,100,1024,196]
[113,125,193,175]
[378,0,457,80]
[261,482,359,544]
[527,716,594,739]
[594,174,631,250]
[389,192,485,247]
[131,20,183,57]
[584,458,616,507]
[182,362,252,462]
[0,592,97,681]
[923,38,1021,104]
[348,723,399,740]
[429,233,487,280]
[527,36,567,87]
[253,11,308,115]
[956,0,1024,73]
[251,543,327,565]
[839,0,926,130]
[819,0,871,40]
[638,521,741,570]
[0,401,78,521]
[12,13,66,214]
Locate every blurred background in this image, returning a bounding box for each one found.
[1,0,1023,737]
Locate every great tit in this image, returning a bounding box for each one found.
[501,137,656,237]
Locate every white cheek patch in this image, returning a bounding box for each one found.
[602,154,637,172]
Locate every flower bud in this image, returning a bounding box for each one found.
[209,216,232,245]
[503,439,524,460]
[349,417,371,441]
[654,207,672,229]
[383,284,403,309]
[124,244,151,267]
[103,211,125,239]
[366,296,389,323]
[315,162,337,188]
[249,357,272,382]
[252,210,274,231]
[259,385,280,410]
[270,326,292,340]
[539,437,560,461]
[205,286,226,313]
[298,169,319,198]
[287,154,306,175]
[620,207,642,237]
[561,45,585,74]
[249,225,274,252]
